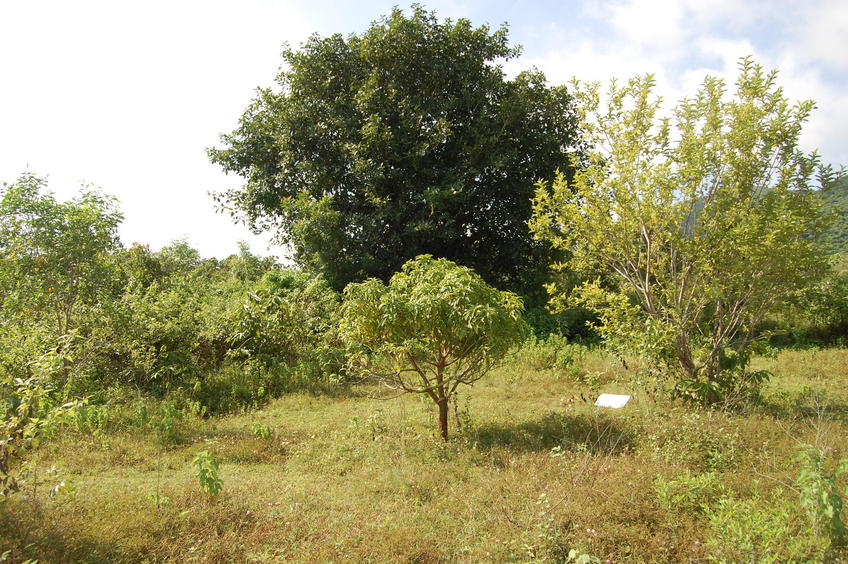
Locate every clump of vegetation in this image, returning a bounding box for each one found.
[796,445,848,549]
[0,175,348,418]
[703,491,816,563]
[531,58,838,404]
[0,377,78,495]
[342,255,526,441]
[250,422,272,440]
[516,333,588,379]
[192,450,223,499]
[821,176,848,253]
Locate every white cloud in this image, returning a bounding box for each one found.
[0,0,314,258]
[791,0,848,71]
[604,0,686,60]
[513,0,847,168]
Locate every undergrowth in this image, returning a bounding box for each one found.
[0,346,846,562]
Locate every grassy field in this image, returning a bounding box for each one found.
[2,347,847,563]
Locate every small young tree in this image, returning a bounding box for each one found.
[530,58,837,403]
[0,173,123,339]
[0,174,124,389]
[341,255,526,440]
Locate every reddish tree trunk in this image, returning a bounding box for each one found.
[437,398,449,442]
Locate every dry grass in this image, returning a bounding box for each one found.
[2,347,847,562]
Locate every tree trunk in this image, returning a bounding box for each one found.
[437,397,449,442]
[676,335,696,380]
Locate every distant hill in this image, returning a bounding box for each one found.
[822,175,848,254]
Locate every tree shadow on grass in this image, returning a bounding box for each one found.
[759,389,848,422]
[468,411,636,455]
[0,499,143,564]
[761,401,848,422]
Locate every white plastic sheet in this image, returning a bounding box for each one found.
[594,393,630,408]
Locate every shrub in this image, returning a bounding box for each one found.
[654,470,725,515]
[341,255,526,441]
[796,445,847,549]
[704,491,822,562]
[1,377,79,495]
[225,269,345,387]
[517,334,587,379]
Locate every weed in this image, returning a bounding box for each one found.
[642,410,740,471]
[577,370,604,393]
[517,334,588,379]
[567,548,600,563]
[453,393,475,437]
[250,422,273,441]
[146,491,172,508]
[703,489,821,563]
[796,444,847,548]
[1,378,80,496]
[153,401,183,445]
[365,409,386,440]
[654,470,725,515]
[72,404,111,435]
[192,450,223,498]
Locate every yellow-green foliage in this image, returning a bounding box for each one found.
[530,58,835,404]
[341,255,527,440]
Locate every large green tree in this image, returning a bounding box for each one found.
[530,59,837,403]
[209,6,581,294]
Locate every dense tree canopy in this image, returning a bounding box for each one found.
[531,59,835,403]
[209,6,582,294]
[822,175,848,253]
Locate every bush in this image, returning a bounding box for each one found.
[1,376,80,495]
[523,306,598,341]
[654,470,725,515]
[65,263,346,414]
[183,362,295,415]
[704,491,822,562]
[225,268,346,387]
[796,445,847,549]
[516,333,587,379]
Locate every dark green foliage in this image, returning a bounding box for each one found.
[767,254,848,347]
[209,6,582,295]
[523,306,599,341]
[822,176,848,253]
[801,256,848,341]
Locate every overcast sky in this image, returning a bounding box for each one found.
[1,0,845,259]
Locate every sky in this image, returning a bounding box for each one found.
[1,0,846,259]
